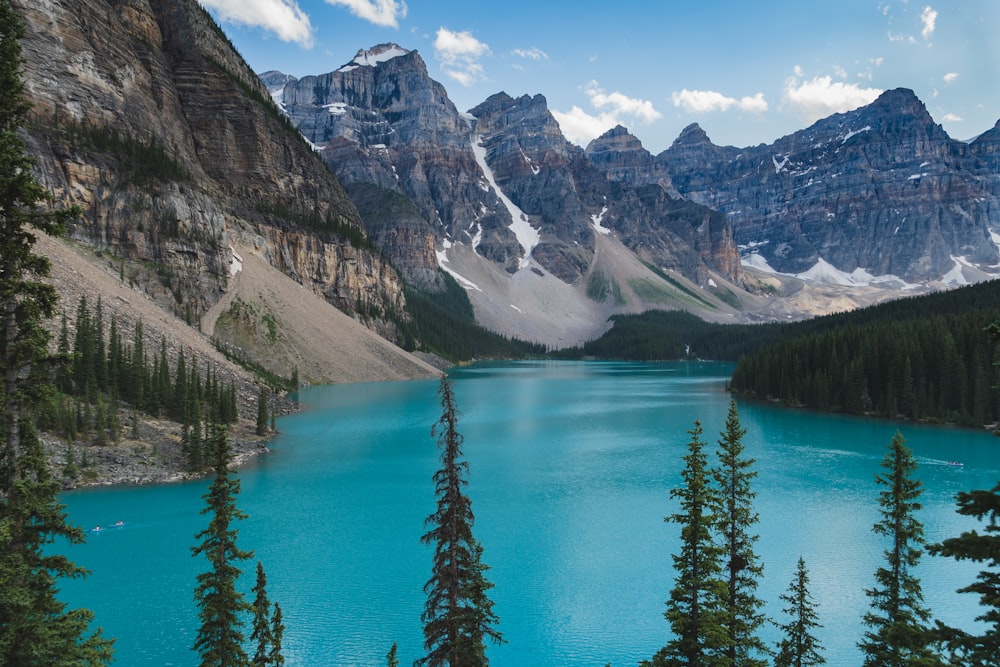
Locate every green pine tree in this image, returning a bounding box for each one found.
[418,377,503,667]
[387,642,399,667]
[250,561,273,667]
[713,400,768,666]
[0,0,113,662]
[774,557,825,667]
[859,431,942,666]
[191,422,253,667]
[269,602,285,667]
[928,482,1000,664]
[644,421,727,667]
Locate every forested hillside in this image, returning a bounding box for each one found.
[569,280,1000,427]
[729,301,1000,426]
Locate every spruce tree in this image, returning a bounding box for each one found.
[269,602,285,667]
[713,400,768,666]
[774,557,825,667]
[858,431,941,666]
[928,482,1000,664]
[418,377,503,667]
[0,0,113,662]
[644,421,727,667]
[191,421,253,667]
[387,642,399,667]
[250,561,273,667]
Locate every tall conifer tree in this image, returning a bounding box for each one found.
[251,561,274,667]
[859,431,941,666]
[191,421,253,667]
[418,377,503,667]
[644,421,727,667]
[713,400,768,666]
[928,482,1000,664]
[269,602,285,667]
[774,557,825,667]
[0,0,113,662]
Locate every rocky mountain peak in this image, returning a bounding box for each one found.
[339,43,411,71]
[672,123,714,148]
[869,87,926,117]
[586,125,644,154]
[658,88,999,282]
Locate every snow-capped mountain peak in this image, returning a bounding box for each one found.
[338,43,411,72]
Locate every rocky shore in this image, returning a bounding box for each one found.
[44,409,286,490]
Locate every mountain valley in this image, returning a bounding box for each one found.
[13,1,1000,374]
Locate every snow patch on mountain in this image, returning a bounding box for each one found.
[743,255,916,288]
[436,240,482,291]
[840,125,872,143]
[591,206,611,235]
[942,256,972,286]
[470,135,540,269]
[338,44,410,72]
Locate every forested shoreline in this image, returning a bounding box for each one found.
[568,279,1000,427]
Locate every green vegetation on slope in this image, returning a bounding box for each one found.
[400,271,546,362]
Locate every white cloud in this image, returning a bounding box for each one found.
[943,72,960,84]
[671,89,768,114]
[550,106,619,146]
[434,27,490,86]
[512,47,548,61]
[324,0,407,28]
[586,81,661,122]
[833,65,848,79]
[200,0,314,47]
[783,73,883,123]
[739,92,769,113]
[920,6,937,40]
[551,81,662,147]
[942,112,963,122]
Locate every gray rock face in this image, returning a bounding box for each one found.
[272,45,522,283]
[657,89,1000,281]
[268,48,742,287]
[17,0,406,333]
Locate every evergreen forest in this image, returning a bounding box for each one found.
[571,278,1000,427]
[38,295,242,476]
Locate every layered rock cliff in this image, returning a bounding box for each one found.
[657,89,1000,281]
[266,45,741,289]
[268,45,523,285]
[15,0,407,351]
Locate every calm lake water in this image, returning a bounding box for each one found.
[58,361,1000,666]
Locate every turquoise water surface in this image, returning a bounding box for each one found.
[58,361,1000,666]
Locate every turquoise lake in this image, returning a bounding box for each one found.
[58,360,1000,666]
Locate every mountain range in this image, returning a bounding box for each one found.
[263,43,1000,345]
[14,1,1000,375]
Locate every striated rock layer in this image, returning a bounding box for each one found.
[657,89,1000,281]
[15,0,408,350]
[268,49,741,289]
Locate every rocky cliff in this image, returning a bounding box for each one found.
[469,94,742,285]
[15,0,408,364]
[268,45,523,286]
[266,45,741,290]
[657,89,1000,282]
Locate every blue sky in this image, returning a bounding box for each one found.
[199,0,999,153]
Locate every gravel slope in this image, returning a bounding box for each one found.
[36,232,439,488]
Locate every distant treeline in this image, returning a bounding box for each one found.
[564,279,1000,427]
[559,309,785,361]
[730,285,1000,426]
